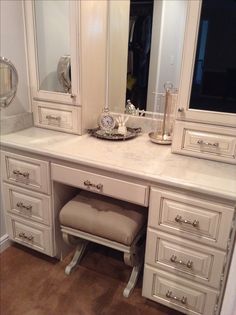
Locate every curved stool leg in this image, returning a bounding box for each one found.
[123,263,142,298]
[65,239,89,275]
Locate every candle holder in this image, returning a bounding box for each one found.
[149,82,176,145]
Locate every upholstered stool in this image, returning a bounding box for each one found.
[59,190,147,297]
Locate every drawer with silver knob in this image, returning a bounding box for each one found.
[1,151,50,194]
[3,183,51,226]
[142,266,218,315]
[51,163,149,206]
[148,188,234,249]
[172,121,236,164]
[33,101,81,134]
[145,229,225,288]
[6,214,53,256]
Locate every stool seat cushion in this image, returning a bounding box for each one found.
[59,191,146,246]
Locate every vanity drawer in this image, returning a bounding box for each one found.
[172,121,236,164]
[33,101,82,134]
[145,229,225,288]
[1,151,50,194]
[142,267,218,315]
[6,214,53,256]
[51,163,149,206]
[148,188,234,249]
[3,183,51,226]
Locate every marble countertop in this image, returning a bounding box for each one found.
[1,127,236,201]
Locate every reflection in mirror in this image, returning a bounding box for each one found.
[108,0,187,114]
[34,0,70,93]
[189,0,236,114]
[0,57,18,108]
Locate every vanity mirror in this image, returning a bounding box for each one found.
[172,0,236,164]
[0,57,18,108]
[24,0,80,105]
[175,0,236,127]
[108,0,187,114]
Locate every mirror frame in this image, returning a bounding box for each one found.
[0,56,18,108]
[23,0,80,105]
[175,0,236,128]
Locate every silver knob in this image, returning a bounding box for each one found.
[70,94,76,99]
[178,107,184,112]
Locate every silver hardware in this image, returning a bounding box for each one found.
[16,202,32,211]
[70,94,76,99]
[13,170,30,178]
[170,255,193,269]
[175,215,199,227]
[178,107,184,112]
[166,290,187,304]
[45,115,61,121]
[197,140,219,147]
[83,180,103,191]
[18,232,34,241]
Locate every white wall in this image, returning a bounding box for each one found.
[0,0,30,118]
[221,243,236,315]
[0,0,30,238]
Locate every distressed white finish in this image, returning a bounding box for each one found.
[6,214,53,256]
[1,127,236,201]
[146,229,226,288]
[143,187,235,315]
[51,163,149,206]
[0,127,236,312]
[1,151,50,194]
[173,1,236,164]
[33,101,82,134]
[143,266,218,315]
[3,183,51,226]
[24,0,108,134]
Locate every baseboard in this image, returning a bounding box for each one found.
[0,234,11,253]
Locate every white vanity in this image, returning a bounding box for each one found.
[1,127,236,315]
[1,0,236,314]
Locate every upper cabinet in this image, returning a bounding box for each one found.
[24,0,108,134]
[172,0,236,164]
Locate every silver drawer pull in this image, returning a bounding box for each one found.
[197,140,219,147]
[18,232,34,241]
[170,255,193,269]
[16,202,32,211]
[177,107,184,113]
[166,290,187,305]
[13,170,30,178]
[83,180,103,191]
[175,215,199,228]
[45,115,61,121]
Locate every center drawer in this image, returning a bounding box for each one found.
[51,163,149,206]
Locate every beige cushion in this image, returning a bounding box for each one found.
[59,191,147,246]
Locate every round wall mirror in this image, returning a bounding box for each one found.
[0,57,18,108]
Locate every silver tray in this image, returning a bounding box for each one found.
[87,127,141,141]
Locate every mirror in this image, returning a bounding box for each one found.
[0,57,18,108]
[108,0,188,114]
[34,0,70,93]
[189,0,236,114]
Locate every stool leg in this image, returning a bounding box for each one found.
[123,263,142,298]
[65,239,88,275]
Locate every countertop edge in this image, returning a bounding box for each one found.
[1,139,236,202]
